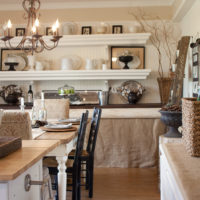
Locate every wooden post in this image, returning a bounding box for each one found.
[171,36,190,105]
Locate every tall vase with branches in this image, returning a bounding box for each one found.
[130,9,179,104]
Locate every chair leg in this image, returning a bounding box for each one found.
[72,178,77,200]
[88,160,94,198]
[77,165,81,200]
[55,175,59,200]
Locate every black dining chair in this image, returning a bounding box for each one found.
[48,110,89,200]
[68,107,102,198]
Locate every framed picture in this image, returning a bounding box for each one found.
[193,53,198,66]
[1,48,28,71]
[111,46,145,69]
[16,28,25,36]
[82,26,92,35]
[112,25,123,34]
[46,27,53,36]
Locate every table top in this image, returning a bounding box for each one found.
[35,125,78,144]
[0,140,59,181]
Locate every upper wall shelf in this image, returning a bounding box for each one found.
[0,33,151,47]
[0,69,151,81]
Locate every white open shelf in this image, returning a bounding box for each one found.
[0,69,151,81]
[0,33,151,82]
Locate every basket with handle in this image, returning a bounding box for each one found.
[182,98,200,156]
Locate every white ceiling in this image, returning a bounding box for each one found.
[0,0,174,3]
[0,0,175,9]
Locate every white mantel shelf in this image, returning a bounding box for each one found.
[0,69,151,81]
[0,33,151,47]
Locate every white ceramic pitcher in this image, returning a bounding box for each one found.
[85,59,97,70]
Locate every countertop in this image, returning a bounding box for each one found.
[162,143,200,200]
[2,107,162,119]
[69,108,161,119]
[0,140,59,181]
[0,103,161,110]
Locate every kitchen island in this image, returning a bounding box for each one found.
[0,140,59,200]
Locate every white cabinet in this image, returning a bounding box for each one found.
[159,145,184,200]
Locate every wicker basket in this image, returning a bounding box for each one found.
[182,98,200,156]
[0,136,22,158]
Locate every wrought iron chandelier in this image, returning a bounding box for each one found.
[1,0,62,54]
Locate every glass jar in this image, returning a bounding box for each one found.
[58,84,75,95]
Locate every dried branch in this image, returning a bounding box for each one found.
[130,9,178,78]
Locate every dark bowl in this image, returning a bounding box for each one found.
[159,110,182,138]
[160,110,182,127]
[128,92,142,104]
[4,94,19,104]
[119,55,133,63]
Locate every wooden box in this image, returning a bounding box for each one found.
[0,136,22,158]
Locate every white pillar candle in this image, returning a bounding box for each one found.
[172,64,177,72]
[176,50,179,58]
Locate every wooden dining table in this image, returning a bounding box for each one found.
[33,125,79,200]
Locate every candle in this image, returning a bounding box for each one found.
[172,64,177,72]
[34,18,39,34]
[7,19,12,36]
[176,50,179,58]
[52,24,57,36]
[32,26,36,34]
[55,19,59,36]
[21,97,24,106]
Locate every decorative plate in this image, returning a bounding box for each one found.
[116,80,145,103]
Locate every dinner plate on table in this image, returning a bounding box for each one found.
[45,123,72,129]
[58,118,81,125]
[40,123,77,132]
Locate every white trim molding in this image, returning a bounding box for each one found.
[173,0,196,22]
[0,69,151,81]
[0,33,151,47]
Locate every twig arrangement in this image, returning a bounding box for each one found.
[130,9,178,78]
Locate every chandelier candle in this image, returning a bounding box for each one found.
[7,20,12,36]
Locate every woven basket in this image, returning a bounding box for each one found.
[182,98,200,156]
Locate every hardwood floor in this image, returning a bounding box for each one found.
[67,167,160,200]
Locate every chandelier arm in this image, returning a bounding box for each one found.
[16,37,28,49]
[41,39,60,50]
[35,39,45,53]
